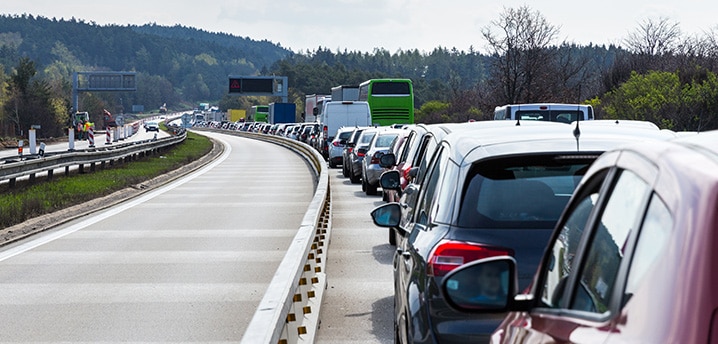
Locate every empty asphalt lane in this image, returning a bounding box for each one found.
[0,131,314,342]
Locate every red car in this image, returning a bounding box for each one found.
[441,130,718,343]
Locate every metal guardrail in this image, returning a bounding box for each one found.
[0,131,187,184]
[195,128,331,344]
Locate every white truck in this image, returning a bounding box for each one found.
[304,94,330,122]
[318,101,371,159]
[331,85,359,101]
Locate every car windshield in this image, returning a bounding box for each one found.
[456,155,596,229]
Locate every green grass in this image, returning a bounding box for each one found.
[0,130,213,229]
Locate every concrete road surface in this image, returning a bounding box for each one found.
[0,131,314,342]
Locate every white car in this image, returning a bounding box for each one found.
[145,121,160,132]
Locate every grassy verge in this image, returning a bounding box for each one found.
[0,130,213,229]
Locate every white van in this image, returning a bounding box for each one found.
[494,103,594,123]
[319,101,371,159]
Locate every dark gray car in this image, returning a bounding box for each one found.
[371,121,677,343]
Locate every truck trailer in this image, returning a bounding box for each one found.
[304,94,330,122]
[269,102,297,124]
[331,85,359,102]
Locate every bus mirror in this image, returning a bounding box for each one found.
[313,107,318,116]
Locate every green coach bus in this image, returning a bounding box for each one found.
[358,78,414,126]
[248,105,270,123]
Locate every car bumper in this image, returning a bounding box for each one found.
[364,164,384,186]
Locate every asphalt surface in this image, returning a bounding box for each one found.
[316,167,395,343]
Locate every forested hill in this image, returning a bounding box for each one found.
[0,14,291,102]
[130,23,288,67]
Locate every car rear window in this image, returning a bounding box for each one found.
[374,133,399,148]
[457,154,597,229]
[338,131,353,140]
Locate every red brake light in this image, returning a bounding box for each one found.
[427,240,513,277]
[332,141,342,147]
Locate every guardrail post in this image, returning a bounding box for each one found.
[18,140,23,158]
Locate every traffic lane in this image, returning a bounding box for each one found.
[1,123,171,158]
[316,168,394,343]
[0,132,314,342]
[0,126,174,186]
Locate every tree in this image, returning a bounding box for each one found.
[481,5,560,104]
[624,17,681,57]
[599,70,718,131]
[4,57,65,137]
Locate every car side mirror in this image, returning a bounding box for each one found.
[370,203,402,228]
[313,107,318,116]
[441,257,519,313]
[379,170,401,191]
[379,153,396,168]
[340,139,347,145]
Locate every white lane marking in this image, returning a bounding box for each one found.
[0,135,232,262]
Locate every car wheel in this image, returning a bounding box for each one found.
[329,160,336,168]
[389,228,396,245]
[366,182,378,196]
[342,162,349,178]
[349,172,361,184]
[361,178,367,192]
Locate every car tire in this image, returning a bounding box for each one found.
[366,182,378,196]
[329,160,336,168]
[389,228,396,245]
[361,178,367,192]
[349,172,361,184]
[342,162,349,178]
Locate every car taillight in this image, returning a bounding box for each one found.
[357,150,366,157]
[348,147,353,154]
[427,240,513,277]
[332,141,342,147]
[402,164,412,180]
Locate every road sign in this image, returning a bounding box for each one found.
[227,76,288,102]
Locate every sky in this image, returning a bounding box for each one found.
[3,0,717,54]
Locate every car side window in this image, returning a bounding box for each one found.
[416,148,444,226]
[570,170,649,314]
[540,185,601,308]
[623,193,672,305]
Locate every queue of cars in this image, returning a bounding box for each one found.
[197,114,717,343]
[367,119,715,343]
[438,129,718,344]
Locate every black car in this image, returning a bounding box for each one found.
[371,121,676,343]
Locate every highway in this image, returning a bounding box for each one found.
[0,131,314,341]
[315,168,394,343]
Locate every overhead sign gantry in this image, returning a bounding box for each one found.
[228,75,288,103]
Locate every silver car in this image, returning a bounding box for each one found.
[328,127,357,168]
[362,128,403,196]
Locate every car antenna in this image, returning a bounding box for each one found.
[573,104,581,151]
[515,103,521,126]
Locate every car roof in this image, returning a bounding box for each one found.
[439,121,678,166]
